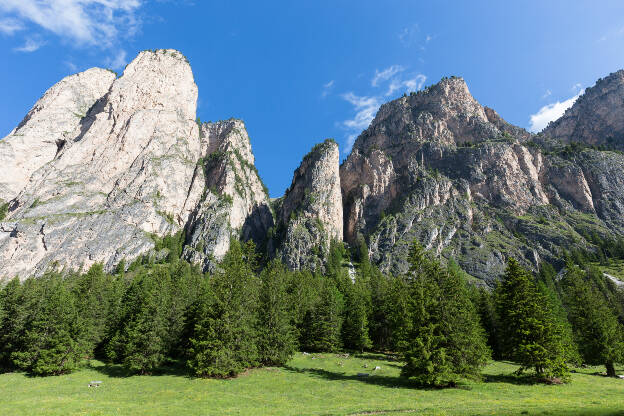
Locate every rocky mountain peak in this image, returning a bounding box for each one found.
[543,69,624,147]
[274,139,343,271]
[0,68,116,203]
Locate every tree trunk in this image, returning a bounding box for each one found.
[606,361,617,378]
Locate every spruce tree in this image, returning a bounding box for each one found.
[12,273,85,376]
[496,258,568,379]
[367,265,393,351]
[188,240,261,377]
[105,267,171,374]
[473,287,502,359]
[342,277,372,352]
[300,276,344,352]
[400,243,489,386]
[257,259,297,366]
[0,278,25,371]
[562,265,624,377]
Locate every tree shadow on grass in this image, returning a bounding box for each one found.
[86,360,191,379]
[483,372,548,386]
[283,365,458,390]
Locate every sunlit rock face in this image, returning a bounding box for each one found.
[0,50,271,278]
[340,76,624,283]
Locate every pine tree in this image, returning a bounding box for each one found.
[105,267,171,374]
[400,243,489,386]
[257,259,297,366]
[188,240,261,377]
[367,265,393,351]
[473,287,502,359]
[496,258,568,379]
[0,278,26,371]
[562,265,624,377]
[72,264,116,358]
[300,276,344,352]
[11,273,85,376]
[342,277,372,352]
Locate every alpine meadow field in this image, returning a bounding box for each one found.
[1,354,623,416]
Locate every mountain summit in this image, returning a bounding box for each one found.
[2,50,624,283]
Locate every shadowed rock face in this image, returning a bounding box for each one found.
[543,70,624,148]
[273,139,343,271]
[0,50,271,279]
[182,120,273,272]
[340,76,624,283]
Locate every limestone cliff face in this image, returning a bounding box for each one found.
[0,50,269,278]
[182,119,273,271]
[273,139,342,271]
[341,76,624,283]
[0,68,116,203]
[543,70,624,148]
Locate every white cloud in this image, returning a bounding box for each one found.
[541,89,551,99]
[65,61,78,72]
[321,80,334,98]
[105,49,127,70]
[0,17,22,34]
[529,90,584,133]
[13,36,44,52]
[0,0,142,48]
[340,92,381,154]
[339,67,427,154]
[402,75,427,93]
[398,23,419,46]
[372,65,404,87]
[341,92,381,130]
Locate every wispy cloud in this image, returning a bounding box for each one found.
[541,89,552,99]
[529,89,584,133]
[0,0,142,49]
[105,49,127,70]
[372,65,404,87]
[321,80,334,98]
[0,17,23,34]
[13,36,44,52]
[398,23,419,47]
[65,61,78,72]
[340,67,426,154]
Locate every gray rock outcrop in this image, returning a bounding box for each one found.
[341,76,624,283]
[182,119,273,271]
[0,50,270,279]
[543,70,624,148]
[273,139,342,271]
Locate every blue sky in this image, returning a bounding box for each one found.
[1,1,624,197]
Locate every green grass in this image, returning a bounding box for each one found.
[592,260,624,281]
[1,354,623,415]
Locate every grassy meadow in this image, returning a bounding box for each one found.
[1,353,623,416]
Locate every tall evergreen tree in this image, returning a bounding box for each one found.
[11,274,85,376]
[400,243,489,386]
[562,265,624,377]
[257,259,297,366]
[342,277,372,352]
[0,278,26,371]
[105,267,172,374]
[473,287,502,360]
[496,258,568,379]
[300,276,344,352]
[188,240,261,377]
